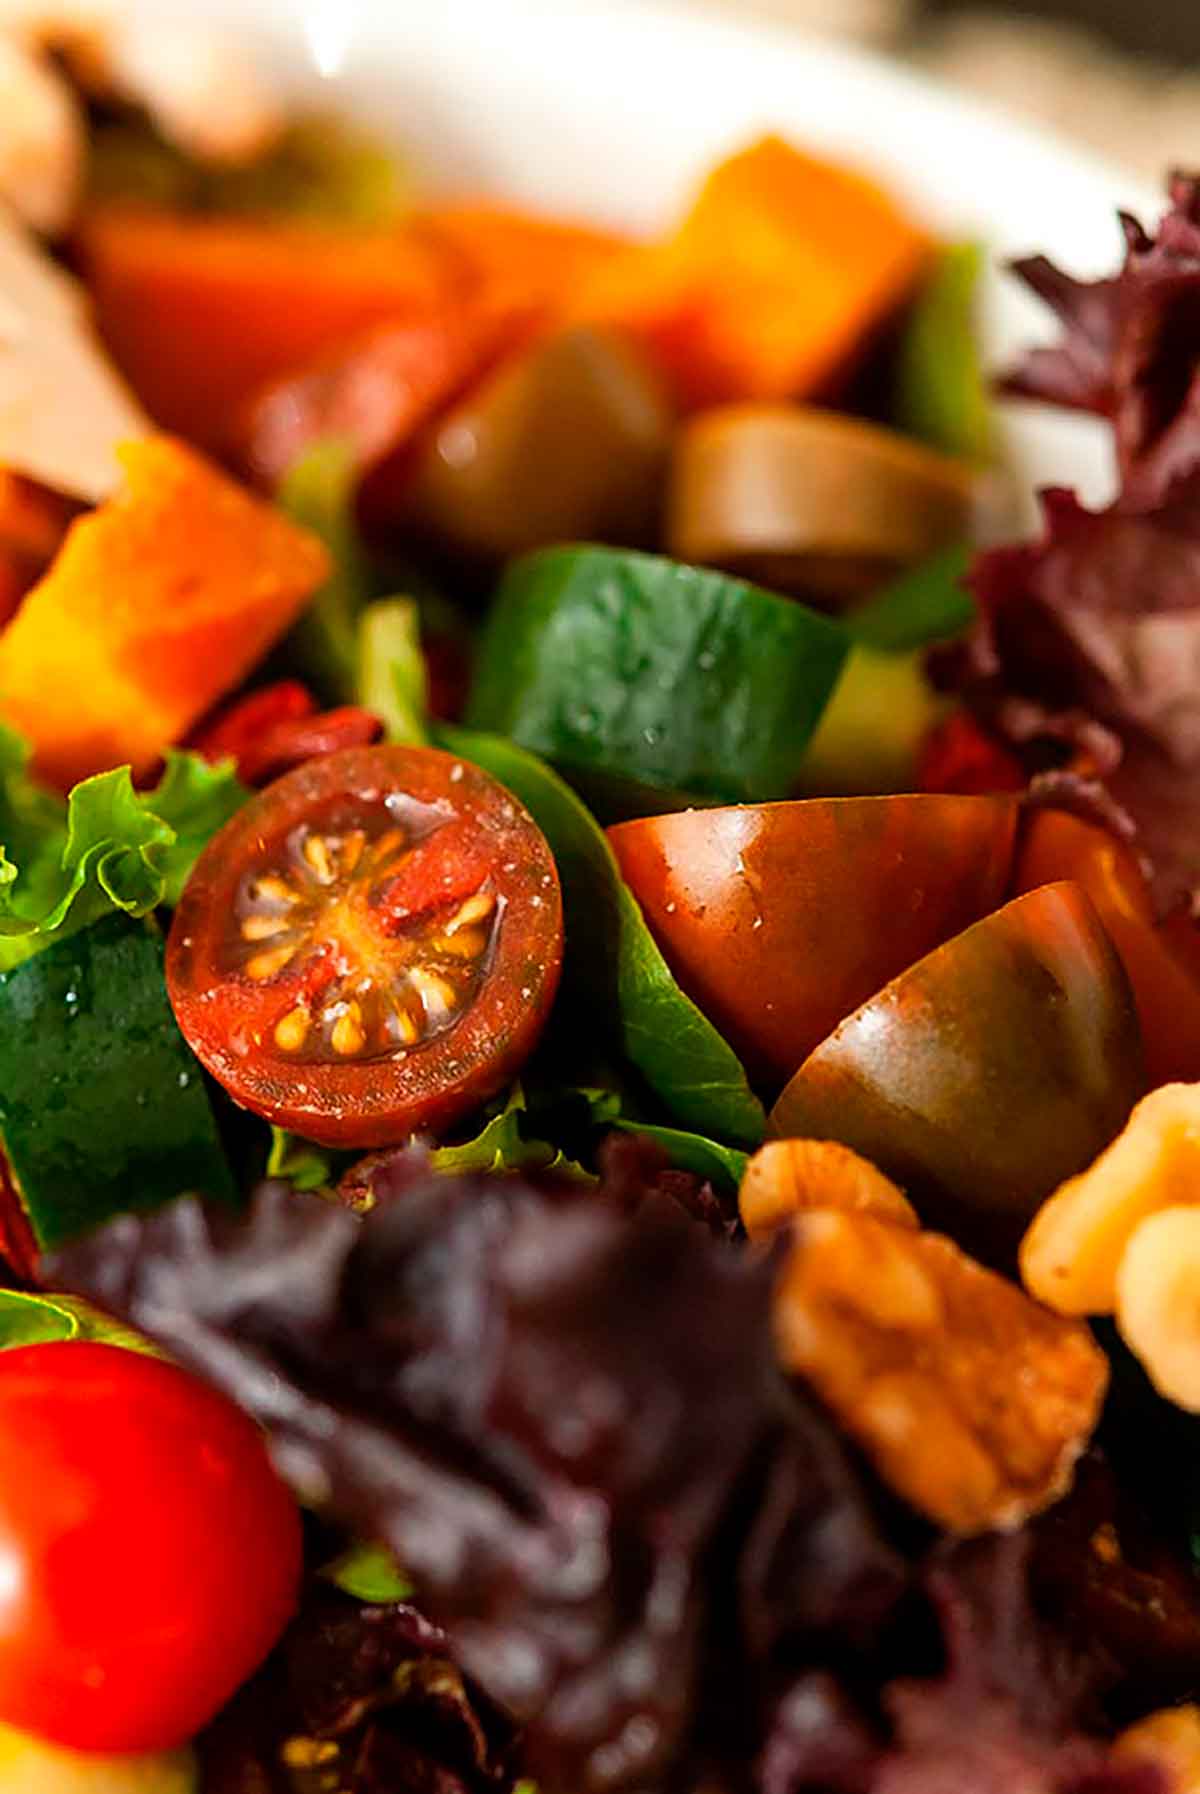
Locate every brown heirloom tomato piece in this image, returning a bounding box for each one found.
[608,795,1017,1089]
[770,882,1144,1264]
[1014,810,1200,1089]
[167,745,563,1148]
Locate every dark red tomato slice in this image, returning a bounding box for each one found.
[167,744,563,1147]
[770,882,1144,1264]
[1014,810,1200,1088]
[608,794,1018,1089]
[0,1341,300,1754]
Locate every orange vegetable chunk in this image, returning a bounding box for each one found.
[414,201,627,316]
[581,136,929,409]
[78,206,464,450]
[0,437,330,789]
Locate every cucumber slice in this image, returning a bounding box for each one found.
[0,913,235,1249]
[466,546,849,806]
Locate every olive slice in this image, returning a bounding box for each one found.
[666,402,977,601]
[770,883,1145,1263]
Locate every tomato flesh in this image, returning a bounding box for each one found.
[608,794,1018,1089]
[1013,810,1200,1089]
[168,744,564,1146]
[0,1342,301,1755]
[771,882,1145,1263]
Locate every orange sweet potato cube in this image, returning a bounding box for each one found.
[0,437,329,789]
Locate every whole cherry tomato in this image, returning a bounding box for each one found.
[167,744,563,1147]
[1014,810,1200,1088]
[608,794,1017,1088]
[771,882,1144,1263]
[0,1342,301,1754]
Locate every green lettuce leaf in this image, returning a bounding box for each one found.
[277,438,371,703]
[0,725,247,972]
[357,598,431,746]
[321,1539,414,1604]
[266,1126,339,1194]
[894,242,992,462]
[436,725,765,1148]
[0,1289,157,1355]
[611,1120,748,1194]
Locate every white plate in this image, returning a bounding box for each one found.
[135,0,1159,518]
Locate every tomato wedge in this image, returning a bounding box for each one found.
[608,794,1017,1088]
[1013,810,1200,1089]
[167,745,564,1147]
[770,882,1144,1263]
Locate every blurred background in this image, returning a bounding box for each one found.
[707,0,1198,180]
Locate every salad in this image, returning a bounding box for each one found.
[1,13,1200,1794]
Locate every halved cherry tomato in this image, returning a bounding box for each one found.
[771,882,1144,1263]
[167,744,563,1147]
[608,794,1017,1088]
[190,681,385,787]
[0,1341,301,1754]
[1013,810,1200,1089]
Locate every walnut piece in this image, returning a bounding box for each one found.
[1116,1207,1200,1413]
[739,1137,917,1240]
[774,1208,1109,1535]
[1021,1083,1200,1317]
[1117,1704,1200,1792]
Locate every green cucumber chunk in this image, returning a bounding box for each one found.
[466,546,849,805]
[0,913,235,1249]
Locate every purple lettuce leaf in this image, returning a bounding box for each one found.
[51,1167,1168,1794]
[1005,173,1200,507]
[51,1163,905,1792]
[198,1587,517,1794]
[959,479,1200,911]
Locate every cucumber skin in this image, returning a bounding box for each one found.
[0,913,235,1250]
[467,546,849,805]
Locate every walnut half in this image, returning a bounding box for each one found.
[739,1137,918,1240]
[1117,1705,1200,1793]
[774,1208,1109,1535]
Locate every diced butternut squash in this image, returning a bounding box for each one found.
[413,202,627,317]
[77,207,467,450]
[579,137,929,410]
[0,437,329,788]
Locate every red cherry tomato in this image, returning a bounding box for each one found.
[1013,809,1200,1088]
[167,744,564,1147]
[608,795,1017,1088]
[0,1341,301,1754]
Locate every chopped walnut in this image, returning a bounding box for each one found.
[739,1137,917,1240]
[774,1209,1108,1535]
[1021,1083,1200,1317]
[1117,1705,1200,1793]
[1116,1207,1200,1413]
